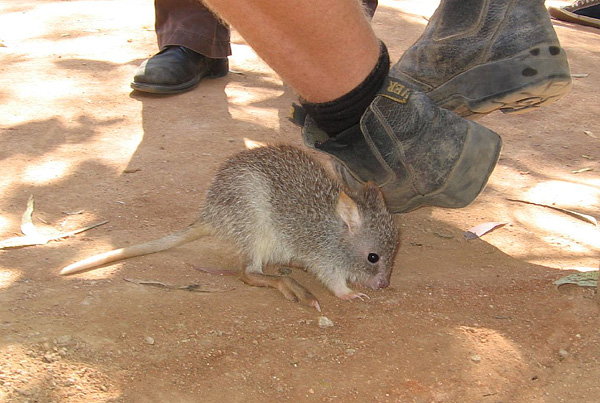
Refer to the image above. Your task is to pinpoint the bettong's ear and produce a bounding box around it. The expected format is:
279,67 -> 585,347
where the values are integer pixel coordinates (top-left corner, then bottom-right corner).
363,181 -> 387,208
336,191 -> 362,233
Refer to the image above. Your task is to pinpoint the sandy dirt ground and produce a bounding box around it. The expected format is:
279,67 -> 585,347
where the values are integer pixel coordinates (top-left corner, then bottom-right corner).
0,1 -> 598,402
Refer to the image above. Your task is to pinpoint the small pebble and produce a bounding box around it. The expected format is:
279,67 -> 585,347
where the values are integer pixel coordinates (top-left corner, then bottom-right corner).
558,349 -> 569,359
81,296 -> 94,305
57,335 -> 72,345
318,316 -> 334,328
470,355 -> 482,363
43,353 -> 58,363
145,336 -> 155,345
14,388 -> 31,397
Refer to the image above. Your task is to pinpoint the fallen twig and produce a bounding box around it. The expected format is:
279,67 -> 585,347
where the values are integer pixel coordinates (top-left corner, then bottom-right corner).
124,277 -> 231,293
506,198 -> 598,226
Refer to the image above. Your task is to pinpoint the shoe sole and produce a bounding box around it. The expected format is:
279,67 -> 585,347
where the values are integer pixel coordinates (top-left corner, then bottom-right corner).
130,68 -> 229,95
411,44 -> 573,119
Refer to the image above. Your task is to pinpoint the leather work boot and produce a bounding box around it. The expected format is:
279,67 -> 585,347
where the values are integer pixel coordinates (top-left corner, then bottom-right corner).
391,0 -> 572,119
131,46 -> 228,94
291,77 -> 502,213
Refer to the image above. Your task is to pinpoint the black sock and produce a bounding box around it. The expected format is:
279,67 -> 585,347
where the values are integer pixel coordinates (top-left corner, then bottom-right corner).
300,41 -> 390,137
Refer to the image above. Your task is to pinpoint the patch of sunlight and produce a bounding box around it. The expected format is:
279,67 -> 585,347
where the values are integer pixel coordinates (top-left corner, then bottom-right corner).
0,10 -> 47,45
451,326 -> 528,389
500,179 -> 598,270
22,159 -> 71,185
379,0 -> 439,20
230,43 -> 261,66
567,266 -> 599,273
524,180 -> 600,207
0,80 -> 83,127
17,78 -> 80,101
38,36 -> 141,65
546,1 -> 574,8
0,269 -> 20,290
457,326 -> 524,361
228,104 -> 280,130
0,343 -> 122,400
225,83 -> 282,129
520,181 -> 599,256
0,0 -> 150,44
229,43 -> 281,83
432,177 -> 599,271
0,216 -> 11,236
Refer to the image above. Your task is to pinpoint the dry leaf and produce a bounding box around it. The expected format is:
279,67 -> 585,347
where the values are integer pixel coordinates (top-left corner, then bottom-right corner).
555,271 -> 598,288
0,195 -> 108,249
464,222 -> 507,240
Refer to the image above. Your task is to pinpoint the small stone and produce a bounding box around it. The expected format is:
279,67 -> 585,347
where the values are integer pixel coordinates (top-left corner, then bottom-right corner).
14,388 -> 31,397
470,355 -> 482,363
43,353 -> 58,363
558,349 -> 569,359
318,316 -> 334,328
57,335 -> 72,345
345,348 -> 357,356
145,336 -> 155,345
81,295 -> 94,305
100,385 -> 108,392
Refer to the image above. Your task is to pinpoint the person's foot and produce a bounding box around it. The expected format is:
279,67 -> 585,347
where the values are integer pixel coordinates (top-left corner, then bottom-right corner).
293,77 -> 502,213
131,46 -> 228,94
391,0 -> 572,119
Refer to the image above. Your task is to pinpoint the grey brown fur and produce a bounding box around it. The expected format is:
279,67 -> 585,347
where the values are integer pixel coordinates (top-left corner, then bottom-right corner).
60,145 -> 399,310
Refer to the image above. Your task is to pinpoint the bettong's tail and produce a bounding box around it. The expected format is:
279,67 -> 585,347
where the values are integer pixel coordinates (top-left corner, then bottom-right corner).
59,223 -> 211,275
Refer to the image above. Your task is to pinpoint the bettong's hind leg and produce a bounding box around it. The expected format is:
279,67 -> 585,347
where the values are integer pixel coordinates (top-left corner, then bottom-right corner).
240,269 -> 321,311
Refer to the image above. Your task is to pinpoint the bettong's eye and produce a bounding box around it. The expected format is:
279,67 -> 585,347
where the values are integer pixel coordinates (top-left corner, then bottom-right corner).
367,253 -> 380,264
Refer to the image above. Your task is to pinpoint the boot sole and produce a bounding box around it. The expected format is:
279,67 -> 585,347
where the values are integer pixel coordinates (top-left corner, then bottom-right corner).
417,44 -> 572,119
385,124 -> 502,213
